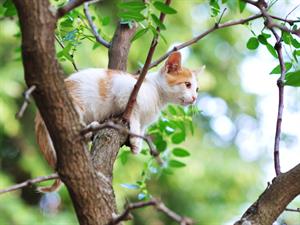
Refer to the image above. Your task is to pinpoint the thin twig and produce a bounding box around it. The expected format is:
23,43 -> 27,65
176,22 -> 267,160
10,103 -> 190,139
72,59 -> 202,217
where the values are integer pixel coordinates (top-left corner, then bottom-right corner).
15,85 -> 36,119
57,0 -> 91,18
55,35 -> 79,71
0,173 -> 58,195
216,8 -> 227,25
83,1 -> 111,48
285,208 -> 300,213
109,198 -> 194,225
81,121 -> 163,164
122,0 -> 171,120
270,15 -> 300,25
245,0 -> 300,37
245,0 -> 288,176
137,13 -> 263,73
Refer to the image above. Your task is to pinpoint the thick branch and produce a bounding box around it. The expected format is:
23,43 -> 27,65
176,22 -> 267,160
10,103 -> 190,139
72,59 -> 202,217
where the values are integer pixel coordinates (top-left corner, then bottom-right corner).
234,163 -> 300,225
123,0 -> 171,120
108,23 -> 137,71
0,173 -> 58,195
110,198 -> 194,225
13,0 -> 119,224
81,121 -> 162,163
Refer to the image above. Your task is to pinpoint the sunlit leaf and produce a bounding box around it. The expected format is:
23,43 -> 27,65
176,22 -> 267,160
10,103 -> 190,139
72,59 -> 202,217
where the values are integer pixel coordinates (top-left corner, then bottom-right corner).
266,43 -> 278,58
131,28 -> 148,42
172,147 -> 190,157
270,62 -> 292,74
153,1 -> 177,14
246,37 -> 259,50
171,132 -> 185,144
118,1 -> 146,11
169,160 -> 186,168
285,70 -> 300,86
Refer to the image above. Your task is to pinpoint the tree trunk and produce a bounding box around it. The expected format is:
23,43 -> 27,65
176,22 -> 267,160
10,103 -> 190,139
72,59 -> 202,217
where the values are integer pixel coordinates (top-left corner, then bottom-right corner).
12,0 -> 135,224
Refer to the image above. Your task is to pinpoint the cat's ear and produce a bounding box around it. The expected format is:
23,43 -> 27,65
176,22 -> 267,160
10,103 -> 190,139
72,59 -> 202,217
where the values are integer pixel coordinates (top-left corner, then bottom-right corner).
165,51 -> 182,73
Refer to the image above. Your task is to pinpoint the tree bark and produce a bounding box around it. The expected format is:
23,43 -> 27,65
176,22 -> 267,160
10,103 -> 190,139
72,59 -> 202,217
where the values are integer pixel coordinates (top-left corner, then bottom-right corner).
234,163 -> 300,225
12,1 -> 135,224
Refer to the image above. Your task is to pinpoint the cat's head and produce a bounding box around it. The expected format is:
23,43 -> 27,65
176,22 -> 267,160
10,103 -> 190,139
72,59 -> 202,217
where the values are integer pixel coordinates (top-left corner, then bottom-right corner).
159,51 -> 201,106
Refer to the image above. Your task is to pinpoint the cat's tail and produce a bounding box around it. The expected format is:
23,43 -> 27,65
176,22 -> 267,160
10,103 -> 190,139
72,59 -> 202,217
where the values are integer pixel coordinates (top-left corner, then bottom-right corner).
35,112 -> 62,192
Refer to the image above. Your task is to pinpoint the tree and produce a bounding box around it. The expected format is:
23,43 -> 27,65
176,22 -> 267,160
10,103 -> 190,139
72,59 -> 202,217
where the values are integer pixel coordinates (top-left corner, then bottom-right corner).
1,0 -> 300,224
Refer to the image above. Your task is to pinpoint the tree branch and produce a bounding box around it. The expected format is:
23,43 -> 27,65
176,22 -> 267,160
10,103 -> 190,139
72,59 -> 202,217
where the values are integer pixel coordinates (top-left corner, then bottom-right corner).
83,1 -> 111,48
0,173 -> 58,195
15,85 -> 36,119
81,121 -> 162,163
57,0 -> 90,18
122,0 -> 172,120
110,198 -> 194,225
234,163 -> 300,225
138,13 -> 263,73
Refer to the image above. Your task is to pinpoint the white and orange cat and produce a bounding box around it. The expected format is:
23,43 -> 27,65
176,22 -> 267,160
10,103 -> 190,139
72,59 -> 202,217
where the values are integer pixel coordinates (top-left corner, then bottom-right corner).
35,51 -> 200,192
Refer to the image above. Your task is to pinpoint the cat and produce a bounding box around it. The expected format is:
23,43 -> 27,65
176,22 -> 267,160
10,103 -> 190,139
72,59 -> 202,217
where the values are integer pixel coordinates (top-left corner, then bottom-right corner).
35,51 -> 201,192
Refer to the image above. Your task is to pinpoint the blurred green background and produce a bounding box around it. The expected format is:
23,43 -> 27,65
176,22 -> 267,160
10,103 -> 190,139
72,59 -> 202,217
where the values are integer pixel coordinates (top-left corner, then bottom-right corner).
0,0 -> 300,224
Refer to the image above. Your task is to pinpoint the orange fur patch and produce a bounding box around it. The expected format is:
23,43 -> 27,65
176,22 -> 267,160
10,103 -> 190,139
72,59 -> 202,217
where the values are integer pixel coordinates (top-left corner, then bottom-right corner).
99,78 -> 108,98
65,79 -> 85,111
166,67 -> 192,85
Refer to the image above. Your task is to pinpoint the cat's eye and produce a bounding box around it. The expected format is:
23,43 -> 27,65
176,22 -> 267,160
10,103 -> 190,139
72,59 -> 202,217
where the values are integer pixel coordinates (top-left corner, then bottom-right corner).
196,87 -> 199,92
185,82 -> 192,89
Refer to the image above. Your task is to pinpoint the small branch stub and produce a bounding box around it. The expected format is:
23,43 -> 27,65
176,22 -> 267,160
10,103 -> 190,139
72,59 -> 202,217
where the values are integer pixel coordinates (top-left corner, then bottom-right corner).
15,85 -> 36,119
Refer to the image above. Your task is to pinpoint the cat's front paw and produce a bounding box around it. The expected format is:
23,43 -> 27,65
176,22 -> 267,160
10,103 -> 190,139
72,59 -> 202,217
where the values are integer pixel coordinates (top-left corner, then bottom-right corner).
129,137 -> 142,154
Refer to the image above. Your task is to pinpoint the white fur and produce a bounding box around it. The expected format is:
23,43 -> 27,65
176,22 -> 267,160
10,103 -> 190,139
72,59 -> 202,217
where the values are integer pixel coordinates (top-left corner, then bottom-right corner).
67,67 -> 199,153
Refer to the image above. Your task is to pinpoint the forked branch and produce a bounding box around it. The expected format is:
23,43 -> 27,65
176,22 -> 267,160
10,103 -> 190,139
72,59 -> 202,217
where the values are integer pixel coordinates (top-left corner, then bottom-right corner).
110,198 -> 194,225
83,1 -> 111,48
81,121 -> 162,164
0,173 -> 58,195
57,0 -> 90,18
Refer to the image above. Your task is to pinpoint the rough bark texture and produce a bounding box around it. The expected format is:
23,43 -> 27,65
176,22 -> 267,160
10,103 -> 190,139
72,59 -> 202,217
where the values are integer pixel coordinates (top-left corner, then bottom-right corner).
108,23 -> 137,71
12,1 -> 134,224
234,163 -> 300,225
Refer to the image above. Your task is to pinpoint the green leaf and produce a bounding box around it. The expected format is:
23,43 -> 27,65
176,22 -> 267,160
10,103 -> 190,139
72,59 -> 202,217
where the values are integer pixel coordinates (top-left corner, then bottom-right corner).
131,28 -> 148,42
209,0 -> 220,17
257,34 -> 268,45
169,160 -> 186,168
246,37 -> 259,50
118,11 -> 145,21
172,148 -> 190,157
152,133 -> 167,152
101,16 -> 110,26
118,1 -> 146,11
239,0 -> 246,13
168,105 -> 177,115
291,38 -> 300,48
3,0 -> 17,16
285,70 -> 300,86
151,14 -> 166,30
171,132 -> 185,144
266,43 -> 278,58
153,1 -> 177,14
270,62 -> 292,74
282,31 -> 292,45
121,183 -> 140,189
